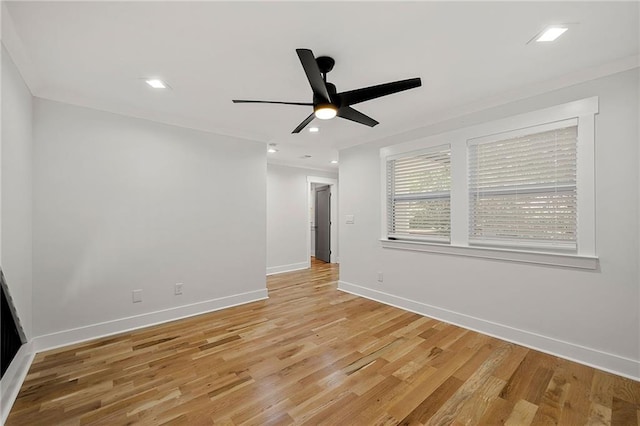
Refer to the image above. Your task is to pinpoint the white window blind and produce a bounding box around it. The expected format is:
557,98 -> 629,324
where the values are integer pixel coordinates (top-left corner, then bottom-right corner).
387,146 -> 451,242
468,125 -> 578,250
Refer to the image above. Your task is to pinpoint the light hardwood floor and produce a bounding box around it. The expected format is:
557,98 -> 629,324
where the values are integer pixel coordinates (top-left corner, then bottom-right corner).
7,258 -> 640,425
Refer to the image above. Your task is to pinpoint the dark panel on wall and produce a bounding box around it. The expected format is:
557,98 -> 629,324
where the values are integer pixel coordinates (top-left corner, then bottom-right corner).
1,270 -> 25,378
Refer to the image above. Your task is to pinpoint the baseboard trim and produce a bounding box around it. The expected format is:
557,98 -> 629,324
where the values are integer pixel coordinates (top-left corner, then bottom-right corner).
338,280 -> 640,381
1,341 -> 35,424
266,262 -> 309,276
32,289 -> 268,353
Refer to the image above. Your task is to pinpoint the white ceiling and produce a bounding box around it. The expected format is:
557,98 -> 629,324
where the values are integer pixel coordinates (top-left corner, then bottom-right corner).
4,1 -> 639,171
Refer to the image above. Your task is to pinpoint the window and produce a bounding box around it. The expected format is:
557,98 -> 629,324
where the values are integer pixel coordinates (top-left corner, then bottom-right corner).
468,122 -> 577,251
387,146 -> 451,242
381,97 -> 598,269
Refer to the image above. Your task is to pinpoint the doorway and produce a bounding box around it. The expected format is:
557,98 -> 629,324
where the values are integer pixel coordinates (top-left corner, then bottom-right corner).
315,185 -> 331,263
307,176 -> 338,266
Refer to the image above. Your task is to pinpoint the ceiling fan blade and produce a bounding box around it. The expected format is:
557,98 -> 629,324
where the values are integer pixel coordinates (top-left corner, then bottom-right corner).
292,112 -> 316,134
296,49 -> 331,103
232,100 -> 313,106
337,106 -> 379,127
338,77 -> 422,106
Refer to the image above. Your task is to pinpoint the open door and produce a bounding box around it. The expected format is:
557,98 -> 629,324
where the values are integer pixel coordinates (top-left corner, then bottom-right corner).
315,185 -> 331,263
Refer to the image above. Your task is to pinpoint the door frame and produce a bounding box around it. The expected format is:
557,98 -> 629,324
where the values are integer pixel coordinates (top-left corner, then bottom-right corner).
307,176 -> 338,266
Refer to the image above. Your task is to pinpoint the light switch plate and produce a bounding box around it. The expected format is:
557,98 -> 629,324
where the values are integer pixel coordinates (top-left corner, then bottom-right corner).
346,215 -> 355,224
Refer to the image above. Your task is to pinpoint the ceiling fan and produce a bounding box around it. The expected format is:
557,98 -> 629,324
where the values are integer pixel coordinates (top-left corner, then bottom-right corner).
233,49 -> 422,133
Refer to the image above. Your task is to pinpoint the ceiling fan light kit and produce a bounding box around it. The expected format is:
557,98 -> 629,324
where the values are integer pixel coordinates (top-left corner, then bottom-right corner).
314,104 -> 338,120
233,48 -> 422,133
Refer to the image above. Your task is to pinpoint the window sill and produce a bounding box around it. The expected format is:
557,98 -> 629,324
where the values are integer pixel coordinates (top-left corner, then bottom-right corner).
380,239 -> 598,270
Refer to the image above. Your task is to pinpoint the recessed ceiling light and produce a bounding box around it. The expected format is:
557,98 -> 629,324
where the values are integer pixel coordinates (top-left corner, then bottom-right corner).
535,26 -> 568,42
331,160 -> 338,164
309,127 -> 320,133
267,143 -> 278,153
145,79 -> 167,89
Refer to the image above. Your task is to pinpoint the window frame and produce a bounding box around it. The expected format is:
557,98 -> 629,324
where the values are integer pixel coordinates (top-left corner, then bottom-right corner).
467,119 -> 578,251
380,97 -> 598,269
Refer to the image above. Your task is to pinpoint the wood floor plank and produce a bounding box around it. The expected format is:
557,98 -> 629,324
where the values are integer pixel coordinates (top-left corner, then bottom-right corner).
588,401 -> 613,425
558,361 -> 594,425
453,375 -> 506,424
398,376 -> 464,425
6,258 -> 640,425
505,398 -> 539,425
530,368 -> 571,424
425,343 -> 511,425
611,396 -> 639,426
476,396 -> 514,425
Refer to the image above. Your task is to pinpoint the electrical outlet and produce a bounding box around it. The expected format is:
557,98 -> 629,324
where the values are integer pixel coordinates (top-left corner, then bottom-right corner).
377,272 -> 384,283
175,283 -> 183,295
132,289 -> 142,303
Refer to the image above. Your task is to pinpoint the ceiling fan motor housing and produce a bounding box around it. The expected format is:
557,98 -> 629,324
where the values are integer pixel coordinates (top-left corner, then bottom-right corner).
316,56 -> 335,74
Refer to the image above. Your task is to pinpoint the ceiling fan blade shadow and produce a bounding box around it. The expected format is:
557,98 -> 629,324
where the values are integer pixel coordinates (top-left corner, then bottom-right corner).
337,107 -> 379,127
232,100 -> 313,106
296,49 -> 331,103
292,112 -> 316,133
338,78 -> 421,106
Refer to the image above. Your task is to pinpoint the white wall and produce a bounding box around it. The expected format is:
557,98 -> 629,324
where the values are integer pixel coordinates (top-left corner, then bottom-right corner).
32,99 -> 267,344
1,47 -> 33,339
339,68 -> 640,379
267,164 -> 336,274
